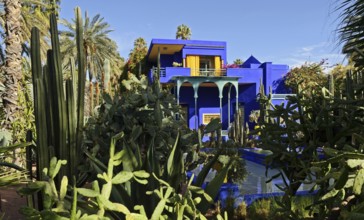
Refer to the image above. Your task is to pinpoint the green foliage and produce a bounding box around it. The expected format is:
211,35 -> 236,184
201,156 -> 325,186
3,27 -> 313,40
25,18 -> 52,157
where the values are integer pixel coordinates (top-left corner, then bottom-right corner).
60,11 -> 123,81
337,0 -> 364,68
0,169 -> 28,187
60,10 -> 124,116
30,8 -> 85,187
257,65 -> 364,218
103,58 -> 111,93
28,7 -> 233,218
0,129 -> 12,147
225,152 -> 247,184
81,69 -> 236,217
0,0 -> 55,58
176,24 -> 192,40
248,199 -> 276,220
84,73 -> 190,171
236,200 -> 247,219
11,58 -> 35,146
19,133 -> 149,219
223,198 -> 247,219
124,37 -> 148,78
19,131 -> 225,219
233,58 -> 243,65
0,140 -> 32,187
247,196 -> 314,220
285,61 -> 327,94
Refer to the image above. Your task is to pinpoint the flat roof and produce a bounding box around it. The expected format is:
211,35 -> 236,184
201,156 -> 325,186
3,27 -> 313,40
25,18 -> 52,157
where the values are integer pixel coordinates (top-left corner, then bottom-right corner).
147,39 -> 226,61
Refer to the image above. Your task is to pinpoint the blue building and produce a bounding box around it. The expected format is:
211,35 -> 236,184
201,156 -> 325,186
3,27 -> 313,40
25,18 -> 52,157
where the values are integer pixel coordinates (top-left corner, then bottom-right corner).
147,39 -> 290,136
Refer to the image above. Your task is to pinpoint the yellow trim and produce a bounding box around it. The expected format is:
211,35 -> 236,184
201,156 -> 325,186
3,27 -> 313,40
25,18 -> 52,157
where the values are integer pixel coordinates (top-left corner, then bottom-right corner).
203,113 -> 220,125
186,56 -> 194,76
214,56 -> 221,76
195,56 -> 200,76
186,55 -> 200,76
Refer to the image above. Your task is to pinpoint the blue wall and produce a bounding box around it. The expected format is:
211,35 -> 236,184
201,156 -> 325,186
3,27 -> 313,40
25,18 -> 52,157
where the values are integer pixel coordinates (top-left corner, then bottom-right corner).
176,83 -> 259,131
271,65 -> 290,94
173,64 -> 289,131
237,84 -> 259,129
147,38 -> 291,134
182,47 -> 226,62
261,63 -> 289,94
160,54 -> 174,67
159,52 -> 183,67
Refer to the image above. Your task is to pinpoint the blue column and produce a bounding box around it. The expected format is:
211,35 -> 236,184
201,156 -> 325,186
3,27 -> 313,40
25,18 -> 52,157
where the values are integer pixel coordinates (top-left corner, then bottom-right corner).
193,82 -> 200,130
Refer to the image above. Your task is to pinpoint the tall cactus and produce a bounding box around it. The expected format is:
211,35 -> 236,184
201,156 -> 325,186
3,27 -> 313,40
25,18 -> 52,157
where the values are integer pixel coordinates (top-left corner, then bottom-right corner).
49,12 -> 68,178
31,28 -> 49,182
31,7 -> 85,187
75,7 -> 86,161
328,73 -> 334,97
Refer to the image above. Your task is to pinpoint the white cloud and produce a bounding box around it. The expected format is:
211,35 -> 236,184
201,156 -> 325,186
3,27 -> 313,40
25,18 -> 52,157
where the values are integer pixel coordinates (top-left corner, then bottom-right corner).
300,42 -> 328,54
280,42 -> 346,69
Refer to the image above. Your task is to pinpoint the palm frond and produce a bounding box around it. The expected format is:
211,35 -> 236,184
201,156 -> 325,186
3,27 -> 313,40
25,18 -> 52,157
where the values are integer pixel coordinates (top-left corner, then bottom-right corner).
338,0 -> 364,67
0,170 -> 28,187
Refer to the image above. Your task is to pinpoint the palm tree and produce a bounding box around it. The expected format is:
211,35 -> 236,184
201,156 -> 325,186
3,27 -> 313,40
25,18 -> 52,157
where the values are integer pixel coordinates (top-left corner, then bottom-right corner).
176,24 -> 191,40
17,1 -> 55,57
0,0 -> 55,131
337,0 -> 364,68
60,12 -> 122,115
233,58 -> 243,65
127,37 -> 147,78
1,0 -> 22,130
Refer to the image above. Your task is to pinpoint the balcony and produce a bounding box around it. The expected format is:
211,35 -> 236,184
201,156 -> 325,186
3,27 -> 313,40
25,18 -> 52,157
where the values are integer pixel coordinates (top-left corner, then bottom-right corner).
148,67 -> 266,85
198,69 -> 227,77
150,67 -> 228,83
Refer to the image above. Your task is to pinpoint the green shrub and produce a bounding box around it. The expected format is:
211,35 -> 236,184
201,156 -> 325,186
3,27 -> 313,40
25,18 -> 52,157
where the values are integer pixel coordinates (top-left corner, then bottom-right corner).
246,196 -> 314,220
19,131 -> 229,219
28,6 -> 237,219
223,198 -> 247,220
257,64 -> 364,218
248,199 -> 271,220
291,196 -> 316,218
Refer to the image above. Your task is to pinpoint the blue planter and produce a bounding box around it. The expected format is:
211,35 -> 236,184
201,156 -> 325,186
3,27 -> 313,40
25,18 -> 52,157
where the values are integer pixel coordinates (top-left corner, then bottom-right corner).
218,183 -> 240,208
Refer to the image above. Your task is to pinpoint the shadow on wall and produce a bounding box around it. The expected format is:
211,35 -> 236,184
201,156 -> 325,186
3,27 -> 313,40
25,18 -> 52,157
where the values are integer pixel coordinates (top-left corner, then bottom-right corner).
272,77 -> 291,94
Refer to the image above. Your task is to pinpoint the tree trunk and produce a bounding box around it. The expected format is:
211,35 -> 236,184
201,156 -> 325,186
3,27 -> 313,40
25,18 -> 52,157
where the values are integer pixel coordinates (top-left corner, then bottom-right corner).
95,81 -> 99,107
2,0 -> 22,131
89,81 -> 93,116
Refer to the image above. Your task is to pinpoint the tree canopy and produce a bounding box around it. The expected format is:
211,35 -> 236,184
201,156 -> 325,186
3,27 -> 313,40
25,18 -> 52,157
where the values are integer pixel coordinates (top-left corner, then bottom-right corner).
60,11 -> 123,81
176,24 -> 191,40
338,0 -> 364,68
124,37 -> 147,79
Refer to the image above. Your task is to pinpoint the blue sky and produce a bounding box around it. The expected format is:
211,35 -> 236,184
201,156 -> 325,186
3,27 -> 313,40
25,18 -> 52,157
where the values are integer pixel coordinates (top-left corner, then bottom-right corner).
60,0 -> 345,69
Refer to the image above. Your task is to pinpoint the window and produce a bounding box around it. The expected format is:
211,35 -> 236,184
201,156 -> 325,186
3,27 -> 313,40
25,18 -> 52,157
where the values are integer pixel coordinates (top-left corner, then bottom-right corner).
199,56 -> 214,70
203,113 -> 220,125
200,59 -> 211,70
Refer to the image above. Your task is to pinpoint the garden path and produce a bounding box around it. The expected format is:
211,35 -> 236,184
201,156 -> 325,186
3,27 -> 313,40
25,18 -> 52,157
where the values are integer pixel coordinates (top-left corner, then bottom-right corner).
0,185 -> 27,220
